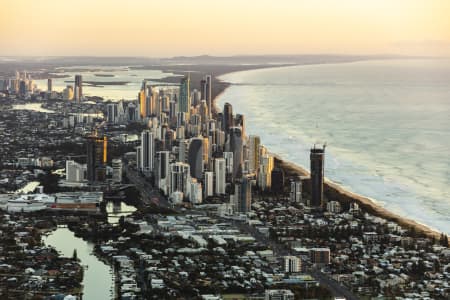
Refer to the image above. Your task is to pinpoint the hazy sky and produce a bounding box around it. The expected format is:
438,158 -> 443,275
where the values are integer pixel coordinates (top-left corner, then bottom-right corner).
1,0 -> 450,57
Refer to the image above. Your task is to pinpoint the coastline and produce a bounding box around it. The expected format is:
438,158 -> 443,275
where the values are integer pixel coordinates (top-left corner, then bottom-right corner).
277,157 -> 442,241
212,66 -> 444,242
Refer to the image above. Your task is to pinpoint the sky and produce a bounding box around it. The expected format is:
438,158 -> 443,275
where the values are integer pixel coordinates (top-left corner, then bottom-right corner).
1,0 -> 450,57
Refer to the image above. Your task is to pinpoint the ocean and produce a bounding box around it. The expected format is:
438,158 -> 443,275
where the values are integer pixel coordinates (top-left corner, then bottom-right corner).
216,59 -> 450,235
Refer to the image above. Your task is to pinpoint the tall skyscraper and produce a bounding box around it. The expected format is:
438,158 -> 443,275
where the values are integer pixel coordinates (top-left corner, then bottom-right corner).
214,158 -> 226,195
86,136 -> 107,182
169,162 -> 190,197
223,102 -> 233,134
179,75 -> 190,117
248,135 -> 261,173
237,175 -> 252,213
139,81 -> 147,119
310,145 -> 325,207
140,130 -> 155,175
202,75 -> 212,118
229,127 -> 243,179
204,171 -> 214,198
188,137 -> 203,180
47,78 -> 52,92
74,75 -> 82,102
156,151 -> 170,195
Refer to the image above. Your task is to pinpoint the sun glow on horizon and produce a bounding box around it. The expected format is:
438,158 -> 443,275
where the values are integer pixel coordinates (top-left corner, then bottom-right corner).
1,0 -> 450,57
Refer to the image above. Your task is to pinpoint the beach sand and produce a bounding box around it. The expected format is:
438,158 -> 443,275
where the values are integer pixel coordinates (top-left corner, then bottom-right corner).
277,156 -> 442,241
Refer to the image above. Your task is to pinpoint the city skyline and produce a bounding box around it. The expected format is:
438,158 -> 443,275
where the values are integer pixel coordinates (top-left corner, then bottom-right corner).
1,0 -> 450,57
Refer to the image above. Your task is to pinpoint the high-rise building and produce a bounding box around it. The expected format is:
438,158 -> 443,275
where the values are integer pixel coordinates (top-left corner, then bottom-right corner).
86,136 -> 107,182
156,151 -> 170,195
204,171 -> 213,198
310,248 -> 330,265
235,175 -> 252,213
106,103 -> 119,124
248,135 -> 261,173
290,178 -> 302,203
138,89 -> 146,119
140,130 -> 155,175
169,162 -> 190,197
188,137 -> 203,180
65,160 -> 87,183
271,168 -> 284,193
223,152 -> 234,176
74,75 -> 82,102
47,78 -> 52,92
179,75 -> 190,116
310,145 -> 325,207
229,127 -> 243,179
223,102 -> 233,134
202,75 -> 212,118
214,158 -> 226,195
258,154 -> 274,190
284,256 -> 301,273
112,159 -> 123,183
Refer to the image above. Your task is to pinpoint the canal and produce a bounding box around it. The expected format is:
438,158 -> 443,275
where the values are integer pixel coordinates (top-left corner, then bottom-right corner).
42,201 -> 136,299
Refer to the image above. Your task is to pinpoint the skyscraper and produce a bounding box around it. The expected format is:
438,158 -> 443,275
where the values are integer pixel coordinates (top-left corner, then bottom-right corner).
248,135 -> 261,173
139,81 -> 147,119
204,171 -> 214,198
156,151 -> 170,195
214,158 -> 226,195
229,127 -> 243,179
47,78 -> 52,92
223,102 -> 233,134
179,75 -> 190,117
74,75 -> 82,102
237,175 -> 252,213
140,130 -> 155,175
169,162 -> 190,197
310,145 -> 325,207
202,75 -> 212,118
188,137 -> 203,180
86,136 -> 107,182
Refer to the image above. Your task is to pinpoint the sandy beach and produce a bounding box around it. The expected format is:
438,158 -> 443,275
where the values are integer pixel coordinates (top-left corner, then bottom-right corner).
277,156 -> 442,241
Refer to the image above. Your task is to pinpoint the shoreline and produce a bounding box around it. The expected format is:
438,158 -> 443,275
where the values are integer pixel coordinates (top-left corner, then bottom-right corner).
276,157 -> 442,241
212,67 -> 444,242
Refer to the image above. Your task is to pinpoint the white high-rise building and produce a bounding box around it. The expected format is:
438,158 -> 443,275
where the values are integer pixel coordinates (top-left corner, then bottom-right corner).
111,159 -> 123,183
204,171 -> 213,198
140,130 -> 155,175
258,154 -> 274,190
284,256 -> 301,273
290,179 -> 302,203
65,160 -> 87,182
214,158 -> 226,195
189,178 -> 203,204
223,152 -> 233,175
169,162 -> 190,198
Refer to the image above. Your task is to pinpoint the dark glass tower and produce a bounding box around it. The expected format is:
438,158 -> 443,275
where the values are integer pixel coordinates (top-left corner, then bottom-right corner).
223,102 -> 233,134
310,145 -> 325,207
229,127 -> 243,179
188,137 -> 204,180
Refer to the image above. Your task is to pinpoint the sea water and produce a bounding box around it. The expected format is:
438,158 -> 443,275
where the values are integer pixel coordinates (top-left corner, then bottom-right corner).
217,59 -> 450,234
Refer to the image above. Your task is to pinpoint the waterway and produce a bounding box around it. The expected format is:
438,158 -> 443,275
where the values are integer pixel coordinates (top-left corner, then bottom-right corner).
42,201 -> 136,299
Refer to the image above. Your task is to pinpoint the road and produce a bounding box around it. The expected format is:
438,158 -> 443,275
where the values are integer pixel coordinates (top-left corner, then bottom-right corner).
125,164 -> 358,299
123,165 -> 170,208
